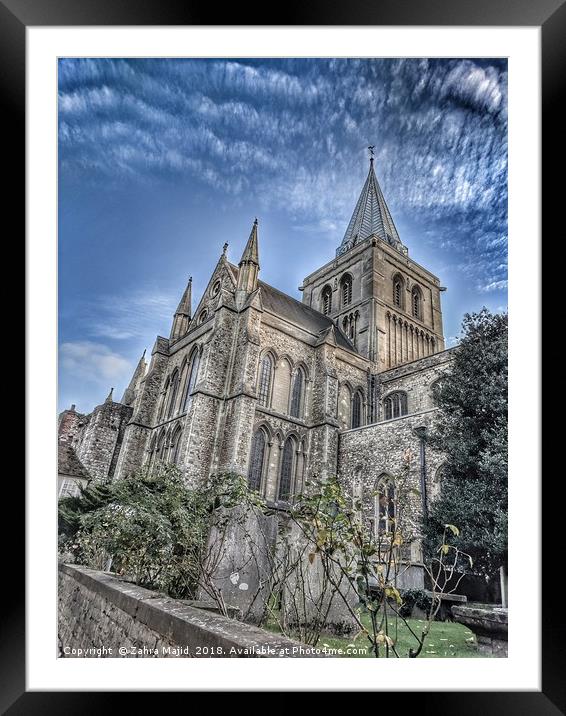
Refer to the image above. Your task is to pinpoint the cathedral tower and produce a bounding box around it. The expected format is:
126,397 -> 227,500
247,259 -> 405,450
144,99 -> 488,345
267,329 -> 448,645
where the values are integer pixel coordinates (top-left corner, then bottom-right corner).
300,153 -> 445,371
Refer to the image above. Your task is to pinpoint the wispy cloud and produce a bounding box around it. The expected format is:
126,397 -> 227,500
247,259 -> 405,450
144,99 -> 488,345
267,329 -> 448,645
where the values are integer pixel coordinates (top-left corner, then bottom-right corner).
59,58 -> 507,293
58,58 -> 507,411
84,290 -> 176,341
60,341 -> 133,384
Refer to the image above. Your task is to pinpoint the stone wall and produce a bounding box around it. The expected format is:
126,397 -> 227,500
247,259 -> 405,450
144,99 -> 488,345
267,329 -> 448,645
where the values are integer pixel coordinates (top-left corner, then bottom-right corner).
338,410 -> 446,534
378,348 -> 454,418
58,563 -> 324,658
74,401 -> 133,482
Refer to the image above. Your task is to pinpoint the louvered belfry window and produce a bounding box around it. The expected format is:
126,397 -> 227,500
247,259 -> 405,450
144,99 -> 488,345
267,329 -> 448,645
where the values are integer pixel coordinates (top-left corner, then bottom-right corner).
322,286 -> 332,315
342,275 -> 353,306
394,279 -> 402,307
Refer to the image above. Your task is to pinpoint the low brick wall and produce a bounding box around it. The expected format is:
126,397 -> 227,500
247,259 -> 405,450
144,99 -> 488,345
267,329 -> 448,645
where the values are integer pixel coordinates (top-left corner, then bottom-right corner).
58,563 -> 323,658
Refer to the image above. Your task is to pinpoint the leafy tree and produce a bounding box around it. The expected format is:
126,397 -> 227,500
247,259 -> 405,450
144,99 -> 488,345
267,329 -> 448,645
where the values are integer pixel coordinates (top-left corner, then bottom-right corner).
425,308 -> 508,581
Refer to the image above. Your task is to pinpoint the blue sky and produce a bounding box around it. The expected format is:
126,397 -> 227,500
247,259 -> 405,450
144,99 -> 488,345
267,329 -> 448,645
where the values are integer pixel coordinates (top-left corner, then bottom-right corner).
58,57 -> 508,414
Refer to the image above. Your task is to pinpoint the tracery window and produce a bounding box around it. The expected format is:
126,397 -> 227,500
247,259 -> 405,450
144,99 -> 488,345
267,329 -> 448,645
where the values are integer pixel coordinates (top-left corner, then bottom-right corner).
383,391 -> 408,420
375,475 -> 396,535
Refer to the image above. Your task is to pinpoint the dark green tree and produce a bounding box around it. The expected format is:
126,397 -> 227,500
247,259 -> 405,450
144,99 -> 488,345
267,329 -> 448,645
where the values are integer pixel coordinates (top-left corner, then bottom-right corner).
425,308 -> 508,581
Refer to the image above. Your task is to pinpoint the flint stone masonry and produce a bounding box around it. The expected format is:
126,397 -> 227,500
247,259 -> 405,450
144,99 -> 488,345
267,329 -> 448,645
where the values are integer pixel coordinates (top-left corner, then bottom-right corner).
58,563 -> 324,658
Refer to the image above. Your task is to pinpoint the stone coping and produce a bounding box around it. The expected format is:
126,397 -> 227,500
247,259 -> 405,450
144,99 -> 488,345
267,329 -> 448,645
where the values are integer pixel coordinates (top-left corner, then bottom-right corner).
60,563 -> 324,658
451,604 -> 508,638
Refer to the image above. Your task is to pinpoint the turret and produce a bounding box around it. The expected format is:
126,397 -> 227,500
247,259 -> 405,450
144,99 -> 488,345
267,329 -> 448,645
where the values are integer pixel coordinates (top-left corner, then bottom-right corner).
235,219 -> 260,309
121,349 -> 147,406
170,276 -> 192,341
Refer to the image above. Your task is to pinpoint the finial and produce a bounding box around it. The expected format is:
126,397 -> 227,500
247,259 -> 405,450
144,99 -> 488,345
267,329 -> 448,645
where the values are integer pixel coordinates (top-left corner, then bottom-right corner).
105,387 -> 114,403
254,217 -> 258,225
222,242 -> 228,256
368,145 -> 375,162
189,275 -> 192,284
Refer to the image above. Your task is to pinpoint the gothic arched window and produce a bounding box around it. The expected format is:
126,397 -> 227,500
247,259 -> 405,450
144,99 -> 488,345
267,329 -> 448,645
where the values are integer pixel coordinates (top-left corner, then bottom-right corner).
289,368 -> 305,419
321,285 -> 333,316
147,434 -> 157,468
278,436 -> 296,502
156,430 -> 167,463
383,391 -> 408,420
247,428 -> 267,493
351,390 -> 363,429
182,348 -> 200,412
341,274 -> 353,307
167,369 -> 180,418
170,426 -> 183,464
257,354 -> 273,407
393,275 -> 404,308
412,286 -> 422,319
157,377 -> 169,422
375,474 -> 396,535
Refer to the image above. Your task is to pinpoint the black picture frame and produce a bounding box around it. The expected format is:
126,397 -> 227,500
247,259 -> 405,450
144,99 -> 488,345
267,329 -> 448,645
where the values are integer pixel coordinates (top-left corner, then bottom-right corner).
8,0 -> 561,708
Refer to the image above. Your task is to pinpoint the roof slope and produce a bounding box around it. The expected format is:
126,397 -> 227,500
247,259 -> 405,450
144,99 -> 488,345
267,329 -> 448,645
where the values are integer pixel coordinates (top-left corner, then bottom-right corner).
258,280 -> 356,352
227,261 -> 356,351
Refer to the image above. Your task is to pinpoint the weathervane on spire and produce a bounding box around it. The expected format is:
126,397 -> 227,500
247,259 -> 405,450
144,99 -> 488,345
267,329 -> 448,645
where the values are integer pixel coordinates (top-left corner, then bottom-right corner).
368,145 -> 375,161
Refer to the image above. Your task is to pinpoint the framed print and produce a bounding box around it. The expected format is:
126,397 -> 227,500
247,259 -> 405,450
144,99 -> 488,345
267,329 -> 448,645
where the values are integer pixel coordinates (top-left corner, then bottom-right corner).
6,0 -> 561,707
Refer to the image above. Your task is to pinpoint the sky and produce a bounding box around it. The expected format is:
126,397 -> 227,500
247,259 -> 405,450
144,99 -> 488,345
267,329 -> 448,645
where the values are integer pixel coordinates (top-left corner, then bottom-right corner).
58,57 -> 508,414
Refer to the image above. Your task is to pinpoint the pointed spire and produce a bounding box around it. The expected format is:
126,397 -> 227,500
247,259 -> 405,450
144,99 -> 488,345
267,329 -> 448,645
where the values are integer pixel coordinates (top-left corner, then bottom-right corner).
170,276 -> 192,341
236,219 -> 260,307
121,350 -> 148,406
239,218 -> 259,266
176,276 -> 192,316
105,387 -> 114,404
337,153 -> 406,257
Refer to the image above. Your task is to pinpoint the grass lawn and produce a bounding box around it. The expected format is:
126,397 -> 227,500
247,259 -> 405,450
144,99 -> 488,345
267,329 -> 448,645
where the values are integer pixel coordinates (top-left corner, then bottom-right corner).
265,611 -> 482,658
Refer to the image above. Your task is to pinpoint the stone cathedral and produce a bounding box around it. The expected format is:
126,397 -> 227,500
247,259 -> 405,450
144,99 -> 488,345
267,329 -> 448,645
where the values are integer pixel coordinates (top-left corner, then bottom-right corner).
59,157 -> 455,588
